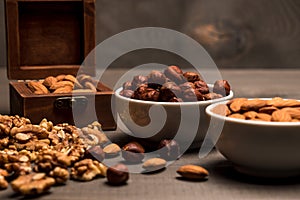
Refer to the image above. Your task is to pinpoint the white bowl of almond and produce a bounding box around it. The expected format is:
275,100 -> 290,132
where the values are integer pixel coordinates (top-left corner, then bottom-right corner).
206,97 -> 300,178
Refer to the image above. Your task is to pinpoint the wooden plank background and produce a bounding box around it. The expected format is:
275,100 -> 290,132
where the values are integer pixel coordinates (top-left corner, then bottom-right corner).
0,0 -> 300,68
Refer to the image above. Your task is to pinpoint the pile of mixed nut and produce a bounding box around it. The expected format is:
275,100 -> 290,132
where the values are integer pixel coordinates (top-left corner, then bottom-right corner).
0,114 -> 209,196
215,97 -> 300,122
120,65 -> 231,102
27,74 -> 99,94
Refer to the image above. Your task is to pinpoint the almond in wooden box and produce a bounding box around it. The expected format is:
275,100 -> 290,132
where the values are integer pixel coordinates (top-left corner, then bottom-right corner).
5,0 -> 116,129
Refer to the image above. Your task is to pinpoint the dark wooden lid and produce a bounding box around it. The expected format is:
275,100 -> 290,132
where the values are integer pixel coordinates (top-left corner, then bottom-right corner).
5,0 -> 95,80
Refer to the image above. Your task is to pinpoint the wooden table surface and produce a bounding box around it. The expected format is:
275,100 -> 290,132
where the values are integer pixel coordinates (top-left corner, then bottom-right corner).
1,68 -> 300,200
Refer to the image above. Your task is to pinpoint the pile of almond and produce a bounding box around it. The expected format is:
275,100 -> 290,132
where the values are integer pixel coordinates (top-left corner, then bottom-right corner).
218,97 -> 300,122
27,74 -> 99,94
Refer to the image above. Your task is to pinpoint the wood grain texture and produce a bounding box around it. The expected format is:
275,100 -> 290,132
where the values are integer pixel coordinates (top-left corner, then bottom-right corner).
5,0 -> 96,80
182,0 -> 300,67
2,0 -> 300,69
94,0 -> 300,68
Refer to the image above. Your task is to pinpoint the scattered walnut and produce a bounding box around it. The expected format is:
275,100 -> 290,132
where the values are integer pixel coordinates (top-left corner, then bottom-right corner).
5,161 -> 32,176
71,159 -> 106,181
49,166 -> 69,184
11,173 -> 55,195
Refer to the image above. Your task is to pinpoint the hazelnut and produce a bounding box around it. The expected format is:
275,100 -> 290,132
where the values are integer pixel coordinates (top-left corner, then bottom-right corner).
120,89 -> 134,98
179,82 -> 195,91
164,66 -> 186,84
132,84 -> 148,99
122,142 -> 145,163
122,81 -> 133,90
148,70 -> 167,84
85,145 -> 105,162
213,80 -> 231,96
147,83 -> 162,90
106,164 -> 129,185
183,72 -> 200,82
194,80 -> 209,94
203,92 -> 223,100
131,75 -> 148,89
182,88 -> 204,102
169,97 -> 183,102
159,82 -> 181,102
158,139 -> 180,160
139,88 -> 160,101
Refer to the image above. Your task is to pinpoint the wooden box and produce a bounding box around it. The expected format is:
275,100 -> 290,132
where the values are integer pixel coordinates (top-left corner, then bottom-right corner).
6,0 -> 116,129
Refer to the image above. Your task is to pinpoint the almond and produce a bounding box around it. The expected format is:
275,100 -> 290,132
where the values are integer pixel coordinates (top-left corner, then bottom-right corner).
72,89 -> 95,93
281,107 -> 300,119
291,119 -> 300,122
77,74 -> 94,84
56,74 -> 66,81
228,98 -> 247,112
64,74 -> 83,89
228,113 -> 246,120
142,158 -> 167,172
177,165 -> 209,180
43,76 -> 57,88
211,104 -> 231,116
268,98 -> 300,108
84,82 -> 97,92
241,99 -> 267,111
258,106 -> 278,114
53,86 -> 73,94
243,111 -> 257,119
50,81 -> 74,90
256,113 -> 272,121
27,81 -> 49,94
271,110 -> 292,122
103,143 -> 121,156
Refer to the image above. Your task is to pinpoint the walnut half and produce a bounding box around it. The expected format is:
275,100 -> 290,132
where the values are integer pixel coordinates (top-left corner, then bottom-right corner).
11,173 -> 55,195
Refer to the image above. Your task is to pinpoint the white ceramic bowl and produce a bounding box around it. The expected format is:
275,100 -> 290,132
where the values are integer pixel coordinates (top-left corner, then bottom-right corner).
206,99 -> 300,178
114,87 -> 233,148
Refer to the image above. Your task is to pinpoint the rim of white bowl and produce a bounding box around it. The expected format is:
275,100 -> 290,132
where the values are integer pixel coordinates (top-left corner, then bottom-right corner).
206,99 -> 300,126
114,86 -> 234,106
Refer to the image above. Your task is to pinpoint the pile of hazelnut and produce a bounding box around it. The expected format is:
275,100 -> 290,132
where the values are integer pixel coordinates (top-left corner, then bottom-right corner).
120,65 -> 231,102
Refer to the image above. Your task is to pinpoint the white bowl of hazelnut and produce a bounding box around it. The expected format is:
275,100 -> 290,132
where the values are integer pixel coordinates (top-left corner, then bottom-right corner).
113,66 -> 233,148
206,97 -> 300,177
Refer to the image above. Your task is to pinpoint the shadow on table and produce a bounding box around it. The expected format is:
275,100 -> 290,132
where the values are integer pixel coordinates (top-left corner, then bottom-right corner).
211,160 -> 300,185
